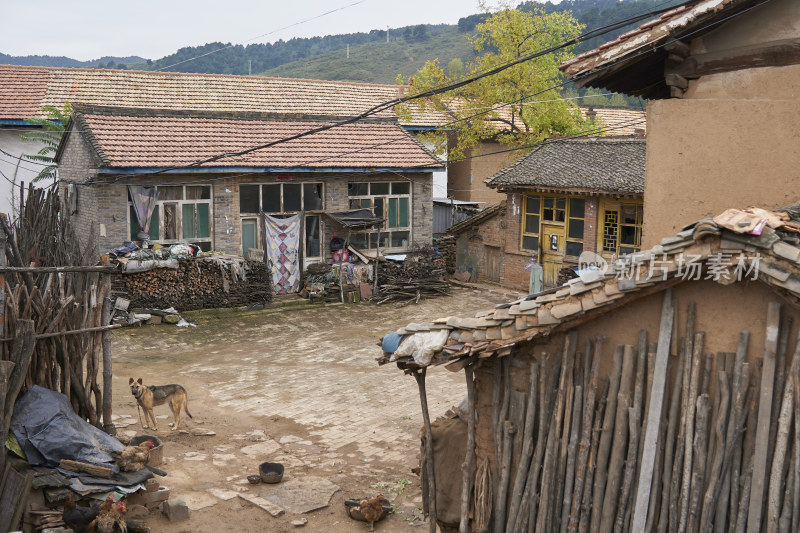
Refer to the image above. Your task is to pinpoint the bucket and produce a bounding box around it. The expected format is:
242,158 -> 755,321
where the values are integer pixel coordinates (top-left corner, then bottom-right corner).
129,435 -> 164,466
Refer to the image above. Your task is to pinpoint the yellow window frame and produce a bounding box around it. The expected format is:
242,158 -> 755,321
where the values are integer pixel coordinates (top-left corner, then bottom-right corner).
520,193 -> 585,257
597,198 -> 644,258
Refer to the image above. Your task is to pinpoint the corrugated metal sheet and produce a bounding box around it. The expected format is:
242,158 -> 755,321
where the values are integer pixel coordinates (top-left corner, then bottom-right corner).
434,203 -> 480,234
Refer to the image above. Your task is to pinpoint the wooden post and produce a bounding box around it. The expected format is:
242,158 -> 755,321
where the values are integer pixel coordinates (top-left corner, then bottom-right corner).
101,273 -> 114,435
0,320 -> 35,476
506,360 -> 539,530
747,302 -> 781,533
632,288 -> 674,532
414,368 -> 438,533
460,364 -> 477,533
590,345 -> 624,533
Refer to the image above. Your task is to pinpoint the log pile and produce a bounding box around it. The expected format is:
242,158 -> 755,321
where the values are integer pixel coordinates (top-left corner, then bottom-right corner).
113,258 -> 272,311
1,185 -> 113,476
371,247 -> 450,305
477,294 -> 800,533
434,235 -> 457,275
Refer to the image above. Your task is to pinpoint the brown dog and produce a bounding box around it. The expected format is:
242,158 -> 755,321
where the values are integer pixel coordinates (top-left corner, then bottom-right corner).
129,377 -> 193,431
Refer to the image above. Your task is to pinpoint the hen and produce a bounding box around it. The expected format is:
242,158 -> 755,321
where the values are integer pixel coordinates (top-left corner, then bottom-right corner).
96,495 -> 127,533
62,494 -> 99,533
112,439 -> 155,472
358,494 -> 388,532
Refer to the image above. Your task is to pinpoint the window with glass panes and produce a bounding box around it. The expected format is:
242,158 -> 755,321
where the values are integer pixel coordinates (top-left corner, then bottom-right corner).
128,185 -> 212,250
239,182 -> 324,258
599,200 -> 643,257
347,181 -> 411,249
521,194 -> 585,257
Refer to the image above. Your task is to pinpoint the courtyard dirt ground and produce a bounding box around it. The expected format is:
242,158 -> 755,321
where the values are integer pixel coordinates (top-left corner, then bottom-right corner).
108,285 -> 519,532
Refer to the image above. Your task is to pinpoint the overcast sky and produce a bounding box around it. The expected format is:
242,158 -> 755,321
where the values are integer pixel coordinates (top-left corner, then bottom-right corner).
2,0 -> 495,61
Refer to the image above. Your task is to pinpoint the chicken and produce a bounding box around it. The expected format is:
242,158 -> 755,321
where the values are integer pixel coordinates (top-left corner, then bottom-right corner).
357,494 -> 388,532
62,494 -> 100,533
111,439 -> 154,472
96,495 -> 127,533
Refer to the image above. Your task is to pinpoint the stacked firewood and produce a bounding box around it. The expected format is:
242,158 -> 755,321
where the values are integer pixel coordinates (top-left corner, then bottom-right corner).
434,235 -> 457,275
114,259 -> 272,311
486,299 -> 800,533
1,185 -> 112,449
371,247 -> 449,305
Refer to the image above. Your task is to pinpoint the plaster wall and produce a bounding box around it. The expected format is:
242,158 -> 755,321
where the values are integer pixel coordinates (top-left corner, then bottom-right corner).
0,128 -> 47,217
447,138 -> 515,204
692,0 -> 800,55
642,94 -> 800,247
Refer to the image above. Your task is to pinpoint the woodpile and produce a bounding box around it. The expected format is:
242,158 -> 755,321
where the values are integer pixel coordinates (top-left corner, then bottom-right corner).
434,235 -> 457,275
464,292 -> 800,533
371,251 -> 450,305
1,185 -> 114,476
113,259 -> 272,311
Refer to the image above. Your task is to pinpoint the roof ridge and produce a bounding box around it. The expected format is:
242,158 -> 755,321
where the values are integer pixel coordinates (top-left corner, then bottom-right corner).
0,63 -> 408,89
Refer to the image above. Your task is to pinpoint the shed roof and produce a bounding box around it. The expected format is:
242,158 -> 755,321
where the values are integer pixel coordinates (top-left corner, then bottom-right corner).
559,0 -> 761,98
60,106 -> 443,172
447,203 -> 506,235
484,136 -> 646,195
380,205 -> 800,369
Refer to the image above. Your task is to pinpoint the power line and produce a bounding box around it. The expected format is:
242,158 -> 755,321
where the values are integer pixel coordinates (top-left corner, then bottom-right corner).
94,2 -> 688,184
155,0 -> 370,72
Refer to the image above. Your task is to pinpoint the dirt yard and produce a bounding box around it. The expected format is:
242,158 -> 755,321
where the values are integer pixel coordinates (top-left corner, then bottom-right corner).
108,286 -> 518,532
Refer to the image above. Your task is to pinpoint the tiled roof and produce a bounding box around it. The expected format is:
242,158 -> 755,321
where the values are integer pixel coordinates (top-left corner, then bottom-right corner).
447,202 -> 506,235
0,65 -> 647,133
66,106 -> 443,170
484,136 -> 646,195
379,205 -> 800,368
0,64 -> 440,126
582,107 -> 646,136
559,0 -> 756,98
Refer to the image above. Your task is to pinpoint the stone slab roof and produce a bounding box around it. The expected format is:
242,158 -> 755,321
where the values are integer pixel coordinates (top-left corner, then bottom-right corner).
63,106 -> 443,170
484,136 -> 645,195
380,205 -> 800,369
559,0 -> 757,98
0,64 -> 446,127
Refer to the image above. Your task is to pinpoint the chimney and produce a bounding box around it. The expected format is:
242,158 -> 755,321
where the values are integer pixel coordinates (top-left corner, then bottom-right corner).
586,106 -> 597,121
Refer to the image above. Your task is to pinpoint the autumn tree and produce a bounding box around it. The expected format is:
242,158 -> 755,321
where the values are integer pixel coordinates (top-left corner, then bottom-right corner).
399,3 -> 591,159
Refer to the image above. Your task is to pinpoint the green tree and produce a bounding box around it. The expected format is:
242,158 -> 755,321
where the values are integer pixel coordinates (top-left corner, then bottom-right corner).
20,103 -> 71,182
399,3 -> 588,158
447,57 -> 464,79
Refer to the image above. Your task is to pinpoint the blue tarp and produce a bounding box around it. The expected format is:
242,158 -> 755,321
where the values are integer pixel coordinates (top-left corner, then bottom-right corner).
11,385 -> 124,468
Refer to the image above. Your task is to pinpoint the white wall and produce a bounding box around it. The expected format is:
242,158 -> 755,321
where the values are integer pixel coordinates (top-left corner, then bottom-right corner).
0,128 -> 51,217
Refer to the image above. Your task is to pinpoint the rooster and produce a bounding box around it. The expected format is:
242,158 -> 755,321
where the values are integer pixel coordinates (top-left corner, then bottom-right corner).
111,439 -> 155,472
96,495 -> 127,533
357,494 -> 388,532
62,494 -> 100,533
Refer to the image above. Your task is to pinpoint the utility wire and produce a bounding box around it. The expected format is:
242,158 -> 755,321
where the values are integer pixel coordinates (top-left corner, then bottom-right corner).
92,1 -> 690,184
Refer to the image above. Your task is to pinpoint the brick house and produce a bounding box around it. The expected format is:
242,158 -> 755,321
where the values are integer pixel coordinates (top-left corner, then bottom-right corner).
54,105 -> 443,268
0,64 -> 447,218
446,106 -> 647,205
449,136 -> 645,289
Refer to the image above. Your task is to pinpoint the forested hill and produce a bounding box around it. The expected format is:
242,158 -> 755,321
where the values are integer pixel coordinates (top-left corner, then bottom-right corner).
0,53 -> 145,69
1,0 -> 681,80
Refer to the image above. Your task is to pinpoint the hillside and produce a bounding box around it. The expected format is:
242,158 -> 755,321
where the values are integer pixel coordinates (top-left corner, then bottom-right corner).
0,52 -> 145,68
261,26 -> 476,84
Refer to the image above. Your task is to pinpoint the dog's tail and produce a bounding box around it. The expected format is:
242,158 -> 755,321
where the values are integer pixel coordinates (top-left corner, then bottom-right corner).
184,396 -> 193,419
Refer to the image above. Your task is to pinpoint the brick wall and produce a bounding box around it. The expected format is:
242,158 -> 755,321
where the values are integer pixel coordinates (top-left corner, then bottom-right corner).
58,129 -> 435,260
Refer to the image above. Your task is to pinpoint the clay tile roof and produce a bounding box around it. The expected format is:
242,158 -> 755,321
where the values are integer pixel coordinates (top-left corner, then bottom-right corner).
379,204 -> 800,369
559,0 -> 759,99
484,136 -> 646,195
67,106 -> 443,170
0,64 -> 445,127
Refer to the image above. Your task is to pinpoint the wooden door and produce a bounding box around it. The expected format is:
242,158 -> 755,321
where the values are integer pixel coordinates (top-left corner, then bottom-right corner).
485,246 -> 500,283
541,222 -> 565,286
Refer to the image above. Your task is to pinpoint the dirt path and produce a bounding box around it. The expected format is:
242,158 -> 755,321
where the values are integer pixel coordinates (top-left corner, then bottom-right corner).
109,286 -> 517,532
